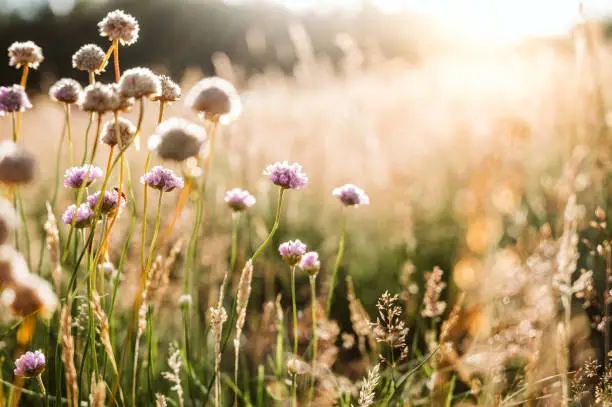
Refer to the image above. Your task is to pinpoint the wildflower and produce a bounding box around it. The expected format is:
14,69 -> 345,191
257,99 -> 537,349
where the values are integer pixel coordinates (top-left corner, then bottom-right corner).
49,78 -> 82,105
279,240 -> 307,266
263,161 -> 308,190
87,188 -> 126,214
287,358 -> 309,375
148,118 -> 206,161
373,291 -> 409,365
72,44 -> 107,73
357,363 -> 381,407
14,350 -> 46,377
422,266 -> 446,318
0,141 -> 36,185
178,294 -> 192,308
141,166 -> 184,192
2,273 -> 58,318
0,245 -> 28,288
0,85 -> 32,114
185,77 -> 242,123
224,188 -> 256,212
8,41 -> 43,69
98,9 -> 139,46
80,83 -> 114,113
0,198 -> 18,245
299,251 -> 320,276
61,204 -> 94,228
101,117 -> 136,147
332,184 -> 370,207
152,75 -> 181,103
162,344 -> 184,407
63,164 -> 103,189
118,67 -> 161,99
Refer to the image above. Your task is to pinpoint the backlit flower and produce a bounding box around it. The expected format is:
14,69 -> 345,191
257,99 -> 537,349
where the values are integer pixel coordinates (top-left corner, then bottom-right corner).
152,75 -> 181,103
118,67 -> 160,99
79,83 -> 114,113
63,165 -> 103,189
0,245 -> 28,288
98,9 -> 139,46
49,78 -> 82,104
148,117 -> 206,161
101,117 -> 135,147
185,77 -> 241,124
61,204 -> 94,228
87,188 -> 126,214
299,252 -> 320,276
8,41 -> 43,69
263,161 -> 308,190
0,85 -> 32,114
0,141 -> 36,185
224,188 -> 256,212
14,350 -> 46,377
279,240 -> 307,266
140,166 -> 184,192
332,184 -> 370,207
0,199 -> 17,246
72,44 -> 107,73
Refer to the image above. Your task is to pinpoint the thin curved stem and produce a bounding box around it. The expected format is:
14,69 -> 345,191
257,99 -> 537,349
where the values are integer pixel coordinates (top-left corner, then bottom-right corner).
251,187 -> 285,263
65,104 -> 74,165
145,191 -> 164,277
141,153 -> 152,271
308,275 -> 317,405
291,265 -> 298,355
326,211 -> 346,318
112,39 -> 120,82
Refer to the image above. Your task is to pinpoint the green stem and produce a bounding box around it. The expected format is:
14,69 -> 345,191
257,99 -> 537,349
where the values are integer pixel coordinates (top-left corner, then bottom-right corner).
81,112 -> 94,165
65,103 -> 74,165
308,275 -> 317,405
326,211 -> 346,317
35,375 -> 48,407
291,265 -> 298,356
291,373 -> 297,407
251,187 -> 285,263
144,191 -> 164,276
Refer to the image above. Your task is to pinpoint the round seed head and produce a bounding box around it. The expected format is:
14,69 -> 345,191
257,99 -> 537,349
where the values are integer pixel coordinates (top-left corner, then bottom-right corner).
8,41 -> 43,69
299,251 -> 320,276
263,161 -> 308,190
108,83 -> 134,112
148,117 -> 206,161
332,184 -> 370,207
49,78 -> 82,104
185,77 -> 241,124
0,141 -> 36,185
2,273 -> 58,319
224,188 -> 256,212
0,199 -> 18,246
0,245 -> 28,289
79,83 -> 114,113
101,117 -> 136,147
14,350 -> 46,378
72,44 -> 107,73
98,9 -> 139,46
152,75 -> 181,103
287,358 -> 309,376
0,85 -> 32,114
118,67 -> 161,99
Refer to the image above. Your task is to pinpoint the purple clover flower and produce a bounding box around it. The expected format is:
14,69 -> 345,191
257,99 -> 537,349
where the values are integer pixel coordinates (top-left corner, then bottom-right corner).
263,161 -> 308,190
140,165 -> 184,192
14,350 -> 46,378
87,188 -> 126,214
0,85 -> 32,115
61,204 -> 94,228
224,188 -> 256,212
332,184 -> 370,207
279,239 -> 307,266
63,165 -> 103,189
299,251 -> 320,276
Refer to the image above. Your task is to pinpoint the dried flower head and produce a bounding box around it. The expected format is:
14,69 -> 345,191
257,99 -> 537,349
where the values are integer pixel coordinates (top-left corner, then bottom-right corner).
64,165 -> 103,189
80,83 -> 114,113
0,141 -> 36,185
61,204 -> 94,228
72,44 -> 107,73
49,78 -> 82,105
373,291 -> 409,366
118,67 -> 161,99
148,118 -> 206,161
141,166 -> 184,192
263,161 -> 308,190
224,188 -> 256,212
287,358 -> 309,375
152,75 -> 181,103
2,273 -> 58,318
279,240 -> 307,266
178,294 -> 192,308
332,184 -> 370,207
357,363 -> 381,407
98,9 -> 139,46
422,267 -> 447,318
101,117 -> 136,147
162,344 -> 184,407
14,350 -> 45,377
0,85 -> 32,114
87,188 -> 126,214
185,77 -> 242,123
8,41 -> 43,69
0,198 -> 18,245
0,245 -> 28,288
299,251 -> 320,276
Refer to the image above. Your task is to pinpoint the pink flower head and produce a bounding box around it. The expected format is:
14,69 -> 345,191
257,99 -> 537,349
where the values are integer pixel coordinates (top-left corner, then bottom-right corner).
14,350 -> 45,377
0,85 -> 32,114
87,188 -> 126,214
224,188 -> 256,212
61,204 -> 94,228
279,239 -> 307,266
332,184 -> 370,207
140,165 -> 184,192
63,165 -> 103,189
263,161 -> 308,190
299,251 -> 320,276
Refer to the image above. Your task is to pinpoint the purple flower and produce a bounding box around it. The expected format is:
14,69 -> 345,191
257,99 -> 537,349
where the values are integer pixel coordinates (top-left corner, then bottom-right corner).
0,85 -> 32,114
63,165 -> 103,189
14,350 -> 46,378
140,165 -> 184,192
224,188 -> 256,212
87,188 -> 126,214
263,161 -> 308,190
61,204 -> 94,228
279,239 -> 307,266
332,184 -> 370,207
299,251 -> 320,275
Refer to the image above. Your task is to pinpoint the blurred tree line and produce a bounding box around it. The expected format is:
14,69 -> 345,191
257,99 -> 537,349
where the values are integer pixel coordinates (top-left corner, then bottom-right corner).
0,0 -> 611,92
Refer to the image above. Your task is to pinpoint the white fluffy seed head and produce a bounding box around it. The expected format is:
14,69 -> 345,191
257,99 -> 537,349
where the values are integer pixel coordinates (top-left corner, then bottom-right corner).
80,83 -> 114,113
148,117 -> 206,162
101,117 -> 136,147
49,78 -> 83,105
153,75 -> 181,103
118,67 -> 161,99
72,44 -> 107,73
185,77 -> 242,124
8,41 -> 44,69
98,9 -> 139,46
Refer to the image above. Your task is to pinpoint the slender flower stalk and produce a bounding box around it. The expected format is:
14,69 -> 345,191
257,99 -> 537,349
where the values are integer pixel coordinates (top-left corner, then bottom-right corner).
326,211 -> 346,317
251,188 -> 285,262
300,251 -> 320,405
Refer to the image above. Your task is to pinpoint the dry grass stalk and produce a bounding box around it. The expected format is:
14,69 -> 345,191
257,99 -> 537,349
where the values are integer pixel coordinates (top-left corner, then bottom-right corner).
91,291 -> 118,374
155,393 -> 167,407
233,260 -> 253,406
43,202 -> 61,297
162,344 -> 184,407
60,303 -> 78,407
210,305 -> 227,407
346,276 -> 375,357
89,374 -> 106,407
357,363 -> 380,407
154,239 -> 183,312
